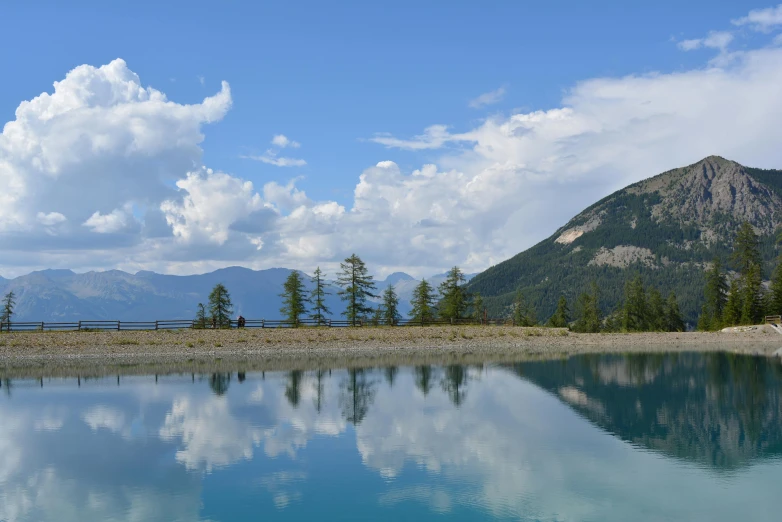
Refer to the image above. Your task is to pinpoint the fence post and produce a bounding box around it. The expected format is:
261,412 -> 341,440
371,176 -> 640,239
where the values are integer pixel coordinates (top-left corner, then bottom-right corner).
261,319 -> 265,329
40,322 -> 44,332
328,319 -> 332,327
78,321 -> 81,332
117,321 -> 121,331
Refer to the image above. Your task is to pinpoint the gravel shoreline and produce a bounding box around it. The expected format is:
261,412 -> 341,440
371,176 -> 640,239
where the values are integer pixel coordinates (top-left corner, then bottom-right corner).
1,325 -> 781,378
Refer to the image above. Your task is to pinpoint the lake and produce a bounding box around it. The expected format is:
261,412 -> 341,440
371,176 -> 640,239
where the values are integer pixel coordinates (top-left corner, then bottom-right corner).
1,352 -> 781,521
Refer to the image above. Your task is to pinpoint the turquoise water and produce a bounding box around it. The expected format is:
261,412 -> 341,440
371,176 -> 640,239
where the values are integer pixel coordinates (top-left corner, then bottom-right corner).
1,353 -> 781,521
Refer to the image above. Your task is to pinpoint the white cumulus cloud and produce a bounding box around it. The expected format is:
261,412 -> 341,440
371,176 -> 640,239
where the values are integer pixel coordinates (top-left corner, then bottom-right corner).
732,4 -> 782,31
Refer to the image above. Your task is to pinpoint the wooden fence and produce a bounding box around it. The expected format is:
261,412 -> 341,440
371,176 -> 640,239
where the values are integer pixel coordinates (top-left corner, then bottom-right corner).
0,316 -> 514,333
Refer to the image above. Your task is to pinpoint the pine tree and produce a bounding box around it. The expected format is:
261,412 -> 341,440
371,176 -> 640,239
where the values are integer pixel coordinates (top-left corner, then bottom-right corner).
471,292 -> 484,324
309,267 -> 331,325
280,271 -> 309,326
208,284 -> 233,328
382,285 -> 401,326
1,291 -> 15,332
732,222 -> 762,276
512,290 -> 537,326
722,277 -> 742,327
646,287 -> 665,331
410,279 -> 437,323
573,283 -> 602,333
769,261 -> 782,316
700,258 -> 728,331
622,276 -> 647,332
336,254 -> 377,326
547,296 -> 570,328
194,303 -> 208,329
438,266 -> 468,321
665,292 -> 685,332
740,263 -> 764,325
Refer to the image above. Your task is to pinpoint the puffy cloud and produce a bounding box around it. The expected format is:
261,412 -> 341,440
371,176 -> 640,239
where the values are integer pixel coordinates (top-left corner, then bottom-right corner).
271,134 -> 300,148
161,168 -> 265,244
468,86 -> 506,108
678,31 -> 734,51
732,4 -> 782,31
4,36 -> 782,277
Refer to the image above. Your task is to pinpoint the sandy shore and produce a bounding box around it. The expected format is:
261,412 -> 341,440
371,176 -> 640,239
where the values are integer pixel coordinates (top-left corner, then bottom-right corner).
1,325 -> 781,378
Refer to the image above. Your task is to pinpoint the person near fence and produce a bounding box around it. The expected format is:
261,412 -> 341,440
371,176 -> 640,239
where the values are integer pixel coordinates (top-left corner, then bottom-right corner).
237,315 -> 245,328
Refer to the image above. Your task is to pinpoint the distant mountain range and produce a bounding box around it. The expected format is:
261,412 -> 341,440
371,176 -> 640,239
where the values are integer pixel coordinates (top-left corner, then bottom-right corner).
468,156 -> 782,324
0,267 -> 473,322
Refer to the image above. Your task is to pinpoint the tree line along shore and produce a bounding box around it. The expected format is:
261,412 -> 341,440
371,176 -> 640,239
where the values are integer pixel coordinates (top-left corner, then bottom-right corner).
0,222 -> 779,335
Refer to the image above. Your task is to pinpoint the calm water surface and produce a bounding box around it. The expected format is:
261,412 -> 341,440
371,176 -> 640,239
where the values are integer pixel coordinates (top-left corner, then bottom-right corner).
1,353 -> 782,521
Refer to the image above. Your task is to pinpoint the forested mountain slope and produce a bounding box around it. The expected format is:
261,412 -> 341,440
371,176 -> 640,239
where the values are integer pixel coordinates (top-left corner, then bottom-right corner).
468,156 -> 782,324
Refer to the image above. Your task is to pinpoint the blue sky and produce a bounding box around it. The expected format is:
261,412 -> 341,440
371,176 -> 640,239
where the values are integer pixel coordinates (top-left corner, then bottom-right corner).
1,1 -> 782,277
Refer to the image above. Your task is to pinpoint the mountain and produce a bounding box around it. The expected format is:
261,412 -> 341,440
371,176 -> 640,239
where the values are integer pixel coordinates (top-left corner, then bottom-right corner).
0,267 -> 345,322
468,156 -> 782,324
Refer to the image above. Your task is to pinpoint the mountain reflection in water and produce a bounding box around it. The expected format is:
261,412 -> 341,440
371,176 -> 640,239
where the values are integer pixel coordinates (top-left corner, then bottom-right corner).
1,352 -> 781,521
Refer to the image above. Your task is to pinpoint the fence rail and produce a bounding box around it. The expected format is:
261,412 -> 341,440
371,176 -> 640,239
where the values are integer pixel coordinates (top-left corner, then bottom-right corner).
0,316 -> 516,333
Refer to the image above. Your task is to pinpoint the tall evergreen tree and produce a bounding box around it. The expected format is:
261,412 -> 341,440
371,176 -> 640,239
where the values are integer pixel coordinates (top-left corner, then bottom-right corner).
732,222 -> 762,276
381,285 -> 401,325
622,276 -> 648,332
336,254 -> 377,326
547,296 -> 570,328
471,292 -> 484,324
722,277 -> 743,327
280,271 -> 309,326
740,263 -> 764,325
512,290 -> 537,326
573,283 -> 602,333
700,258 -> 728,330
309,267 -> 331,325
1,291 -> 16,331
410,279 -> 437,323
208,284 -> 233,328
769,261 -> 782,316
665,292 -> 686,332
646,287 -> 665,331
194,303 -> 208,329
438,266 -> 468,321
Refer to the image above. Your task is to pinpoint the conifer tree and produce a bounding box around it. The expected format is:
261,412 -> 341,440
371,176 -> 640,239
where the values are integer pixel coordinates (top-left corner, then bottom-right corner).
646,287 -> 665,331
195,302 -> 207,329
740,263 -> 764,325
665,292 -> 685,332
208,284 -> 233,328
410,279 -> 437,323
512,290 -> 537,326
309,267 -> 331,325
280,271 -> 309,326
622,276 -> 647,332
471,292 -> 484,324
381,285 -> 401,326
573,283 -> 601,333
438,266 -> 468,321
371,307 -> 383,326
699,258 -> 728,330
732,222 -> 762,276
547,296 -> 570,328
336,254 -> 377,326
722,277 -> 742,327
770,262 -> 782,316
1,291 -> 16,332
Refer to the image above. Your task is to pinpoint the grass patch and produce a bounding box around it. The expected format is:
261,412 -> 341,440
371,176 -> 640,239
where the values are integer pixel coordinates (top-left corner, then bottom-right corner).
214,342 -> 223,348
112,339 -> 140,346
185,342 -> 195,348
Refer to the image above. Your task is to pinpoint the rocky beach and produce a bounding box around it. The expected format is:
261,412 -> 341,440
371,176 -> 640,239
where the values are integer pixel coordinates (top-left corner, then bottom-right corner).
1,325 -> 781,378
